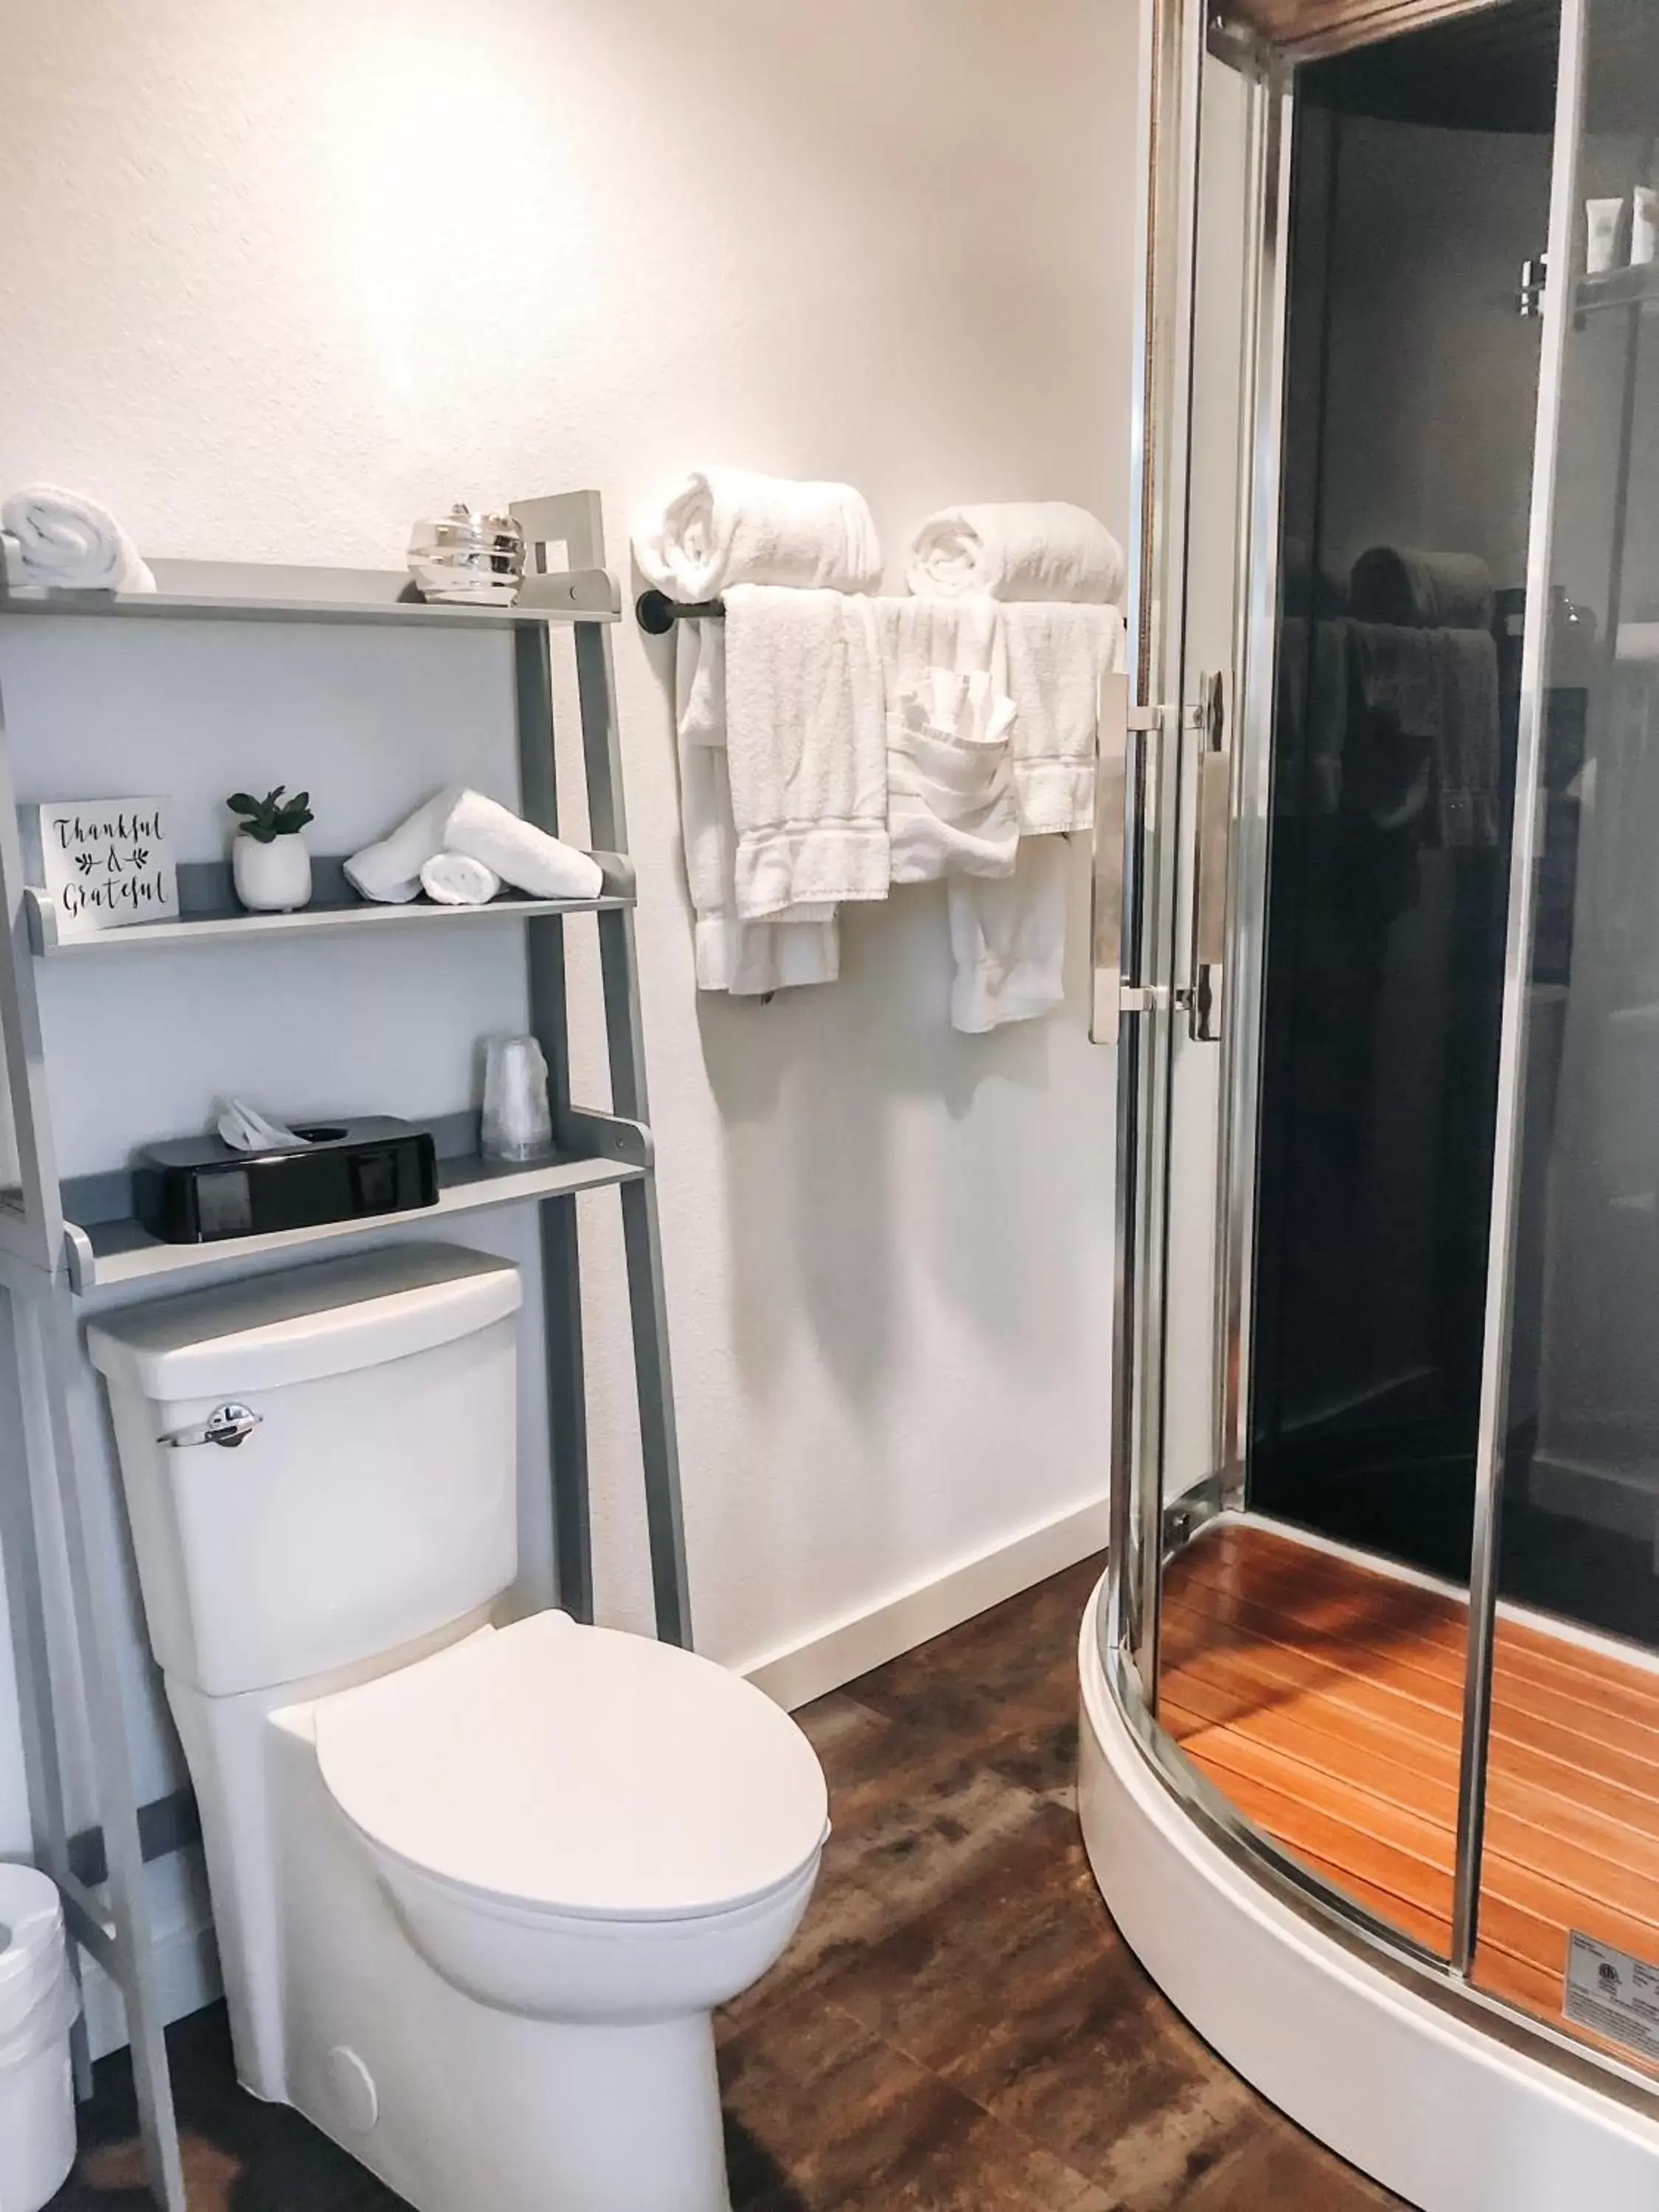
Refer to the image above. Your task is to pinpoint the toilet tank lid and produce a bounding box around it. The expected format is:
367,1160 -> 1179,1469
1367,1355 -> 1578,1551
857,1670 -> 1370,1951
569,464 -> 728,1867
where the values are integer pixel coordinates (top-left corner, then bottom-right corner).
86,1244 -> 521,1401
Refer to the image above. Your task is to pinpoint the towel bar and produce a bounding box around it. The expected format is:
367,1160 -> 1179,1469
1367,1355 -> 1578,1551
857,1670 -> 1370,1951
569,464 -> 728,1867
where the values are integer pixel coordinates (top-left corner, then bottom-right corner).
635,588 -> 726,633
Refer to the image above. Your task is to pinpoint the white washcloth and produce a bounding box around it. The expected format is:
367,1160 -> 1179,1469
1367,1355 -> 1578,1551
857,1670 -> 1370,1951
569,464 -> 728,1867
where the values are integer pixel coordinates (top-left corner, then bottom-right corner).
724,584 -> 888,919
634,468 -> 883,599
906,501 -> 1125,606
1,484 -> 156,594
443,790 -> 605,901
672,619 -> 839,994
947,836 -> 1070,1033
344,785 -> 465,902
889,671 -> 1020,885
420,852 -> 501,906
1003,602 -> 1126,835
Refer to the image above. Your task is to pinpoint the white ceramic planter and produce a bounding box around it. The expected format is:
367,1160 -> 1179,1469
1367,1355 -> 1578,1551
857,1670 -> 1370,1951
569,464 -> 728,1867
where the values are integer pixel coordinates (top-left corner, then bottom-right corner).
232,833 -> 313,914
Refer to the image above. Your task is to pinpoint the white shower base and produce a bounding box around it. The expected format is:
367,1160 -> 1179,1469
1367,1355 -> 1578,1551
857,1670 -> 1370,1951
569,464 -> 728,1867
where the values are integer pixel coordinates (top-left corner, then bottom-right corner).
1076,1576 -> 1659,2212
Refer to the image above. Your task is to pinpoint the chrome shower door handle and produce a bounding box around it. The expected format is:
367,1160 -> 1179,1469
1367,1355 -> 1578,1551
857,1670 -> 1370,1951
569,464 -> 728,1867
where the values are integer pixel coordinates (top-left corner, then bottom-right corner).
159,1402 -> 262,1450
1091,671 -> 1131,1046
1186,670 -> 1231,1045
1091,672 -> 1160,1046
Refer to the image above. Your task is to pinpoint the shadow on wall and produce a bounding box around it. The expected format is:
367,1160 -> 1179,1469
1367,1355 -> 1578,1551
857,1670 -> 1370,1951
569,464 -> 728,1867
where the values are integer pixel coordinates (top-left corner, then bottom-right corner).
695,887 -> 1085,1408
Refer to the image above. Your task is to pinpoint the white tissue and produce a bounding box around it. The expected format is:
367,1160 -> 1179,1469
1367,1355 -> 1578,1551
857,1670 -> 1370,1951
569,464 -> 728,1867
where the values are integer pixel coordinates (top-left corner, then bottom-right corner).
217,1097 -> 307,1152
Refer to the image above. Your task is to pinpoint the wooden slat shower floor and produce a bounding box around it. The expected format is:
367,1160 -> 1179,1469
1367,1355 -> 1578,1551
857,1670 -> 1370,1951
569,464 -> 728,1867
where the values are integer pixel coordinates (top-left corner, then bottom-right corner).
1161,1520 -> 1659,2074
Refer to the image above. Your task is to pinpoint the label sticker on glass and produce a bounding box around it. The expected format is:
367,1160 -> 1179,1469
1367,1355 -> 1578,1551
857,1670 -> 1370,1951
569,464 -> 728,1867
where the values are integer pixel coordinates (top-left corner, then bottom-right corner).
1564,1932 -> 1659,2061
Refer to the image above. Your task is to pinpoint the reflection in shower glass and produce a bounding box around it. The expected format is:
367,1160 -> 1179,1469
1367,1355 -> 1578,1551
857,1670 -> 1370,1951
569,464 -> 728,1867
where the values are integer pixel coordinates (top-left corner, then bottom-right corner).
1249,7 -> 1556,1586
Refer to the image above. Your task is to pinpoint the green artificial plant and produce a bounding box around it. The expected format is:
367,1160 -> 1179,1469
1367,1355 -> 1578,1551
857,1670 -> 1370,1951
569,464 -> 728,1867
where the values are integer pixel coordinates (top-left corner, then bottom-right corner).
226,786 -> 316,844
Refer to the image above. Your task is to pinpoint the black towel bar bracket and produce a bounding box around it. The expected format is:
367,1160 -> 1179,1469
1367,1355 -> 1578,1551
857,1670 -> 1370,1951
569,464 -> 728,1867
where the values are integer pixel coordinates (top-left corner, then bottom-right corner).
635,588 -> 726,633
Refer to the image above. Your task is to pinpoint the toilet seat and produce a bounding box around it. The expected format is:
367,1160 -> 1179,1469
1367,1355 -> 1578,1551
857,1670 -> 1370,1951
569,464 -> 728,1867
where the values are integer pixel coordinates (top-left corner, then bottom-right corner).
314,1613 -> 829,1924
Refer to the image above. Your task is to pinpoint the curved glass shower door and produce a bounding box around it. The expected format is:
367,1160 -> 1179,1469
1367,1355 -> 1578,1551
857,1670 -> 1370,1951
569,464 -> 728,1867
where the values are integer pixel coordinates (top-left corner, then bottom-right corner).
1467,0 -> 1659,2079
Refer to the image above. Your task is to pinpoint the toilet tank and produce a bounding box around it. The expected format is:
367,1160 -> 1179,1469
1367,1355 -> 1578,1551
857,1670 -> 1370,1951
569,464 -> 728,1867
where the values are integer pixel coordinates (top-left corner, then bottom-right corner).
87,1243 -> 523,1698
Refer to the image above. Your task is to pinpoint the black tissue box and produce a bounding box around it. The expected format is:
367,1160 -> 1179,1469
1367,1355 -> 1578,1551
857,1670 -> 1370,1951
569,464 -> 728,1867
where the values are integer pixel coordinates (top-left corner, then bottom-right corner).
133,1117 -> 439,1243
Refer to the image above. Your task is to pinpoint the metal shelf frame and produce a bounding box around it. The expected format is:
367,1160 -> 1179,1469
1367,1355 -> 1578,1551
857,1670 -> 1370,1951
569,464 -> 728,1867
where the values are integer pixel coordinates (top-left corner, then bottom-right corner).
0,489 -> 689,2211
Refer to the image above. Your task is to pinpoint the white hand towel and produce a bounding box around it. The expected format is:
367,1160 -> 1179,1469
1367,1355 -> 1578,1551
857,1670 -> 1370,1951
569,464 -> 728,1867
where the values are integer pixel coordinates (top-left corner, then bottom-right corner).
723,584 -> 888,919
672,619 -> 839,995
344,785 -> 466,902
889,671 -> 1020,885
420,852 -> 501,906
442,790 -> 604,901
947,835 -> 1070,1034
877,594 -> 1006,700
1,484 -> 156,594
1004,602 -> 1126,835
906,501 -> 1125,606
634,468 -> 883,599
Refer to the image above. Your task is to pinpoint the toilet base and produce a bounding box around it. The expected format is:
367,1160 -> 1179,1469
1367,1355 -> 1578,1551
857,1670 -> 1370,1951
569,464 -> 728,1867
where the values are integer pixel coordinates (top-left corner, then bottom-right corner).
293,2012 -> 731,2212
173,1665 -> 744,2212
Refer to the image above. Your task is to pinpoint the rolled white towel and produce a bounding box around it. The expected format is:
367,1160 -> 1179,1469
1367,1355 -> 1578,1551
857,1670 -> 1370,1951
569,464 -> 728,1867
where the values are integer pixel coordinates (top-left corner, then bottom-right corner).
633,467 -> 882,600
345,787 -> 602,905
420,852 -> 501,907
906,501 -> 1124,606
442,790 -> 605,901
344,785 -> 465,903
1,484 -> 156,594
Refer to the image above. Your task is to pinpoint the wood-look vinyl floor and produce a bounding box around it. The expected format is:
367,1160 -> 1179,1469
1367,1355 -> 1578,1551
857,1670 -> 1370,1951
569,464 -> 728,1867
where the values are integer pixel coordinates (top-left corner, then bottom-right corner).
49,1553 -> 1402,2211
1163,1520 -> 1659,2067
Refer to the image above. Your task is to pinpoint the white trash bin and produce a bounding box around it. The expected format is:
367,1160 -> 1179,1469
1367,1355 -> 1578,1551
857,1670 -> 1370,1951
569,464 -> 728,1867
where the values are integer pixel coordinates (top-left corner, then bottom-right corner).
0,1865 -> 79,2212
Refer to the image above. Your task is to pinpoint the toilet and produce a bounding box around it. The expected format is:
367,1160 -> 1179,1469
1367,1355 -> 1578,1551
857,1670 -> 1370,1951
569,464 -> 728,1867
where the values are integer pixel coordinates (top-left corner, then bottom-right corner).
87,1243 -> 828,2212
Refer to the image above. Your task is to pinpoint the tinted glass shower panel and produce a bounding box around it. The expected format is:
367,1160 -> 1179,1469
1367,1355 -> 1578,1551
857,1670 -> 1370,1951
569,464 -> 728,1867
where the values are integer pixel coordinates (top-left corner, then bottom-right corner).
1249,17 -> 1555,1579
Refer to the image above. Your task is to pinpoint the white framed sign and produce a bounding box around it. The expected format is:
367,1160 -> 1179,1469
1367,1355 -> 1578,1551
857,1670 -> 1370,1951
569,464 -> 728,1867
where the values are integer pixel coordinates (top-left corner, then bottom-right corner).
24,798 -> 178,938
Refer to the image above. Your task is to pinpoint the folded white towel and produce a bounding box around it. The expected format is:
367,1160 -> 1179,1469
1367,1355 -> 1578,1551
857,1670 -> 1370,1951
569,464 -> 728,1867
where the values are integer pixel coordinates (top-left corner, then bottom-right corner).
947,835 -> 1070,1033
420,852 -> 501,906
344,785 -> 465,903
672,619 -> 839,995
1,484 -> 156,594
1003,602 -> 1126,835
442,790 -> 605,901
634,468 -> 883,599
889,671 -> 1020,886
724,583 -> 888,919
906,501 -> 1125,606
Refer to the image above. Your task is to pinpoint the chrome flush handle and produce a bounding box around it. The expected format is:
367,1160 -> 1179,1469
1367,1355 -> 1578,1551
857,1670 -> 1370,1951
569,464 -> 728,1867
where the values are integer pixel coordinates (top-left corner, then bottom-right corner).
159,1402 -> 262,1450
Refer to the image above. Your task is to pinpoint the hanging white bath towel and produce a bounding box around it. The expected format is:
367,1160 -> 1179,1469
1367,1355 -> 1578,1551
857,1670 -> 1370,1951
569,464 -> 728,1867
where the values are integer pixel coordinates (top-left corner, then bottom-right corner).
723,583 -> 888,921
673,618 -> 839,995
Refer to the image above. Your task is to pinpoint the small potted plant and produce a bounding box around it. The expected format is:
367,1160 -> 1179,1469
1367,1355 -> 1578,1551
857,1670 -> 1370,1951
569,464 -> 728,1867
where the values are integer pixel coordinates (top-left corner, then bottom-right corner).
227,785 -> 316,912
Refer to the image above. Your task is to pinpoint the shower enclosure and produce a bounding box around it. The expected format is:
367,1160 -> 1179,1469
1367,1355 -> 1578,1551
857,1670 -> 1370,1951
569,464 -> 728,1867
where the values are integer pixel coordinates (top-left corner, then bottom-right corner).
1084,0 -> 1659,2194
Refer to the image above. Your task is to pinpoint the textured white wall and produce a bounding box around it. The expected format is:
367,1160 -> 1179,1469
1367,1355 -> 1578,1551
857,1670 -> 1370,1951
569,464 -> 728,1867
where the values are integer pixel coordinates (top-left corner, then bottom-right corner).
0,0 -> 1135,1902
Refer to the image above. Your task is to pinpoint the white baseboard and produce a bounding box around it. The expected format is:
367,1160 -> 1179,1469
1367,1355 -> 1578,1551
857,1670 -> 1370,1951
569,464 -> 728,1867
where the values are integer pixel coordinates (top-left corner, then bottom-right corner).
82,1914 -> 221,2059
743,1494 -> 1110,1712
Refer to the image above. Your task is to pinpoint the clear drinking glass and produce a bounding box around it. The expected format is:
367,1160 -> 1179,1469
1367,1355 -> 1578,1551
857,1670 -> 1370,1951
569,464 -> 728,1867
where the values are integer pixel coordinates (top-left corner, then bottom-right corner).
481,1034 -> 552,1162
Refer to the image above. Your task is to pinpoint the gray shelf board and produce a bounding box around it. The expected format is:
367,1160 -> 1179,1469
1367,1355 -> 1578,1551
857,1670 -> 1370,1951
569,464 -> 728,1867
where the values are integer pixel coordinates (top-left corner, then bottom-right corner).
0,555 -> 619,630
64,1148 -> 644,1292
29,871 -> 633,956
1576,265 -> 1659,320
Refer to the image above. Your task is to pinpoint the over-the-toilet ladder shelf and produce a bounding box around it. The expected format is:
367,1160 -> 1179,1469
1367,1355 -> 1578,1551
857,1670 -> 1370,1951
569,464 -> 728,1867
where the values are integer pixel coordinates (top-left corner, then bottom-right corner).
0,491 -> 689,2212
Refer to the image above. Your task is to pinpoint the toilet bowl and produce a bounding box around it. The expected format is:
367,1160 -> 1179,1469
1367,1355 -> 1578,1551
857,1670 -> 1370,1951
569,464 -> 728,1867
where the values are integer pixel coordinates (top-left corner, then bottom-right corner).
88,1244 -> 829,2212
316,1610 -> 826,2025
